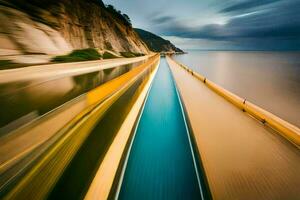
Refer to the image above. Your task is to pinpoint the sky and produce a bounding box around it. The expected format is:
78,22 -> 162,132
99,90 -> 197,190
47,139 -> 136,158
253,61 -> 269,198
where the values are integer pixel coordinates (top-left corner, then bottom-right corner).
103,0 -> 300,50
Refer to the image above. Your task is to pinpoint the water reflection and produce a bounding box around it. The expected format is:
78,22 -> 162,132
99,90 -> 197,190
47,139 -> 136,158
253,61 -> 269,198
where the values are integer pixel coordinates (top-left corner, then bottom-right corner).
0,61 -> 144,134
48,67 -> 149,200
174,51 -> 300,127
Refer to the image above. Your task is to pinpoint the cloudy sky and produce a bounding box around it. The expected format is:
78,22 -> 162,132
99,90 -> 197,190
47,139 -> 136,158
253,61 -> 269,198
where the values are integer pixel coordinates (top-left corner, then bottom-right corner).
103,0 -> 300,50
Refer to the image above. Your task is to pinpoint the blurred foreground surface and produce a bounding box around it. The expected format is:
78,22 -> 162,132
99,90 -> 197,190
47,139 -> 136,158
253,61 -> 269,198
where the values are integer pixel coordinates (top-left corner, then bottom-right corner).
168,57 -> 300,200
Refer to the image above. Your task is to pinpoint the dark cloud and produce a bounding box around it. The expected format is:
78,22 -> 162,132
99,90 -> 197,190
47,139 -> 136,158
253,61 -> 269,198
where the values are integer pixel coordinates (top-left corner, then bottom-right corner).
157,0 -> 300,49
221,0 -> 282,13
104,0 -> 300,50
151,16 -> 174,24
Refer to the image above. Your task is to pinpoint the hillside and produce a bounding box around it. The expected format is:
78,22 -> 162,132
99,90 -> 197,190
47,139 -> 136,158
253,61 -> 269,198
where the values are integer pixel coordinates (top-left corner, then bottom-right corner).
0,0 -> 149,58
134,28 -> 183,53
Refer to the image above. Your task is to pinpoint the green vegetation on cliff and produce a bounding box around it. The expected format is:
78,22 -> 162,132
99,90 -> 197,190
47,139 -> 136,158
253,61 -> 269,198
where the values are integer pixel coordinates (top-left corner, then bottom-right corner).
52,49 -> 144,63
102,51 -> 119,59
0,60 -> 24,69
134,28 -> 183,53
52,48 -> 101,62
120,52 -> 145,58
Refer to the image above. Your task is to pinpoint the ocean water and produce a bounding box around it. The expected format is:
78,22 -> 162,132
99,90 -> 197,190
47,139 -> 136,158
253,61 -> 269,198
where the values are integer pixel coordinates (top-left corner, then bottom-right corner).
174,51 -> 300,127
118,59 -> 202,200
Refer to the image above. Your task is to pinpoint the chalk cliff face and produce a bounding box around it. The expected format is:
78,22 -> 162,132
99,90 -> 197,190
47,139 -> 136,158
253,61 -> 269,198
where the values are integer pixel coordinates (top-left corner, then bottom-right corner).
0,0 -> 149,56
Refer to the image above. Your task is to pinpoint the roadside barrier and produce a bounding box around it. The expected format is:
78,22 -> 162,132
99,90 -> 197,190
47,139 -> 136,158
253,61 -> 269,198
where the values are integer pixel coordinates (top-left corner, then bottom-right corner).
167,56 -> 300,148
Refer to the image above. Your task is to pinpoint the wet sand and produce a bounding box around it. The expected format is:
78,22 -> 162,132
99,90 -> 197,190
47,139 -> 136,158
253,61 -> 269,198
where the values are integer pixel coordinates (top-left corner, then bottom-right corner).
167,57 -> 300,200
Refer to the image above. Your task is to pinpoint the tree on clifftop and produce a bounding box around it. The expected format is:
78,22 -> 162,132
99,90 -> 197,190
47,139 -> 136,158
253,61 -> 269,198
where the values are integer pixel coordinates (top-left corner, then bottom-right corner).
105,4 -> 132,27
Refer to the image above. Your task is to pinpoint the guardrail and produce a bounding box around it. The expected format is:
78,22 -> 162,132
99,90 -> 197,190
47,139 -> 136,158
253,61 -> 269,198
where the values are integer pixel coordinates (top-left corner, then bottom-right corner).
2,54 -> 160,200
167,56 -> 300,148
